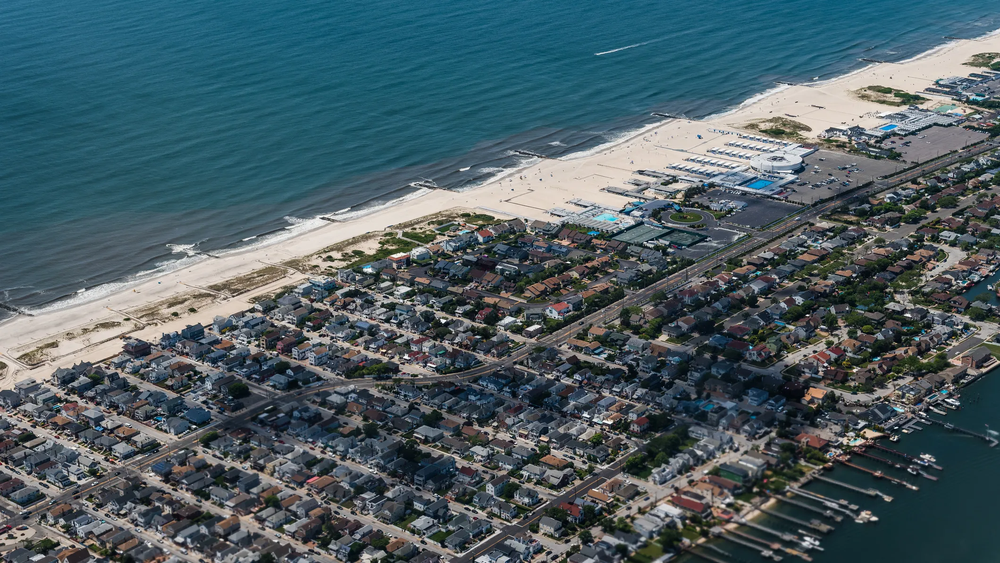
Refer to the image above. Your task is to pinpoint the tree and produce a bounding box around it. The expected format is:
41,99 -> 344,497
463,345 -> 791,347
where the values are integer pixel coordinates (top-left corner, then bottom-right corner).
624,454 -> 647,475
422,410 -> 445,427
273,361 -> 291,373
199,431 -> 219,446
579,530 -> 593,544
362,422 -> 381,439
264,495 -> 280,509
588,433 -> 605,446
228,382 -> 250,399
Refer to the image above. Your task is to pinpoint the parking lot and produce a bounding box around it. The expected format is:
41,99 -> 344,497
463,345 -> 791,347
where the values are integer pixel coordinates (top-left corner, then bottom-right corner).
694,189 -> 801,229
888,126 -> 990,164
784,149 -> 900,205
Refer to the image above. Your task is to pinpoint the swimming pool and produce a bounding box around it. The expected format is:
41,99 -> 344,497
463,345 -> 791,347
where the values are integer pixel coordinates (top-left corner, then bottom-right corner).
880,124 -> 898,131
593,213 -> 619,222
746,179 -> 774,190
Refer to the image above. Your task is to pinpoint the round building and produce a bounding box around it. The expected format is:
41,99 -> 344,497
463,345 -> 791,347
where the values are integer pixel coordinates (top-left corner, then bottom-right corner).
750,151 -> 804,174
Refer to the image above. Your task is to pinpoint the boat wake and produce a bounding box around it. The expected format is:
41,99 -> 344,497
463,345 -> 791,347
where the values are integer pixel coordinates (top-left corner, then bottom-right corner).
595,36 -> 667,56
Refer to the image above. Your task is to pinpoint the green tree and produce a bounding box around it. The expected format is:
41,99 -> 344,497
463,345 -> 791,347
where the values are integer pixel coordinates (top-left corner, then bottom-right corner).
199,431 -> 220,446
264,495 -> 280,509
362,422 -> 381,439
579,530 -> 593,544
422,409 -> 445,427
228,382 -> 250,399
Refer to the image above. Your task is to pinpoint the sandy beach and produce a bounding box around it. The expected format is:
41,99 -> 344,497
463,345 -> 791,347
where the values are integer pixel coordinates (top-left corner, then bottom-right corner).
3,30 -> 1000,386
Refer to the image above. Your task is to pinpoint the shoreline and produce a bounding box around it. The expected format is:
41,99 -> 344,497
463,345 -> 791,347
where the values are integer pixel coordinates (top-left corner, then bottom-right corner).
5,28 -> 1000,377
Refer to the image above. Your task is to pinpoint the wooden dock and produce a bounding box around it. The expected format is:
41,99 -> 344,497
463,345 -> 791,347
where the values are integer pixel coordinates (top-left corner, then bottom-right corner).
754,503 -> 834,533
835,458 -> 919,491
920,416 -> 998,447
769,494 -> 842,521
869,442 -> 943,470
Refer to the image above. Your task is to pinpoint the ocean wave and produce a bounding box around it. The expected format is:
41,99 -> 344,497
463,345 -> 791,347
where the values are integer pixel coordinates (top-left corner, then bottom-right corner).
23,252 -> 206,316
324,187 -> 433,222
165,243 -> 199,256
557,120 -> 665,161
702,83 -> 793,121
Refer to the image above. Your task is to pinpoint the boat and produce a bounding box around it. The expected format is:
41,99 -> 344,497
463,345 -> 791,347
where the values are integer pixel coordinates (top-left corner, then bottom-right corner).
929,406 -> 948,416
873,471 -> 884,479
920,453 -> 937,463
889,434 -> 900,442
944,397 -> 961,408
907,466 -> 919,475
943,401 -> 958,410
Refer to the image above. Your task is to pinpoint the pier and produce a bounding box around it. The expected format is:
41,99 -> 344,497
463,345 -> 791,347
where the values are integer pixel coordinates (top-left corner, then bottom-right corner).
920,416 -> 999,447
735,517 -> 796,541
853,450 -> 904,469
715,531 -> 783,561
835,458 -> 919,491
812,472 -> 893,502
754,503 -> 834,533
769,494 -> 842,522
868,442 -> 943,470
687,545 -> 733,563
729,530 -> 814,562
787,487 -> 860,510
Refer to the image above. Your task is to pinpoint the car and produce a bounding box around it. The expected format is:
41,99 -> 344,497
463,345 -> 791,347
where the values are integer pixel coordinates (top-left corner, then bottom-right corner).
16,525 -> 27,531
114,471 -> 120,476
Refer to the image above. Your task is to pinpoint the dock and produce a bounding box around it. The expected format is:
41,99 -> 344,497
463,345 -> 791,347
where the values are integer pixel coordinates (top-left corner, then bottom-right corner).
735,517 -> 796,541
835,458 -> 919,491
920,416 -> 999,447
853,450 -> 904,470
813,472 -> 894,502
869,442 -> 944,470
919,471 -> 939,481
769,494 -> 842,521
787,487 -> 860,510
730,530 -> 814,562
754,503 -> 834,533
812,473 -> 879,497
715,531 -> 783,561
687,545 -> 732,563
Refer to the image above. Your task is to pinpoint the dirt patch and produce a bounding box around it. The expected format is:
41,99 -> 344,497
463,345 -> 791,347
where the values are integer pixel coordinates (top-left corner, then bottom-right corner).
742,117 -> 812,141
854,85 -> 928,107
207,266 -> 288,296
16,341 -> 59,366
126,291 -> 218,323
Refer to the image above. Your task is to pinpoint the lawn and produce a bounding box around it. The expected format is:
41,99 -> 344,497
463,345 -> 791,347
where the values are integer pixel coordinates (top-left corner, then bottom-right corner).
429,530 -> 453,544
669,212 -> 702,223
627,542 -> 665,563
398,512 -> 421,530
982,343 -> 1000,359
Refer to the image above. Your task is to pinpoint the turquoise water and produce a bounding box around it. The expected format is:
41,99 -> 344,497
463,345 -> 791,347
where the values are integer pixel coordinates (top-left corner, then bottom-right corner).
2,0 -> 1000,315
747,179 -> 775,190
594,213 -> 621,222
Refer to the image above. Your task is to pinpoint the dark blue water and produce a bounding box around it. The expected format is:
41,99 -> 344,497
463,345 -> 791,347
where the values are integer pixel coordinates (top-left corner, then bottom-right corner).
3,0 -> 1000,314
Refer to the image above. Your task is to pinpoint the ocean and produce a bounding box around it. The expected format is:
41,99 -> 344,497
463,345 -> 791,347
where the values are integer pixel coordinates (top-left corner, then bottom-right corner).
2,0 -> 1000,317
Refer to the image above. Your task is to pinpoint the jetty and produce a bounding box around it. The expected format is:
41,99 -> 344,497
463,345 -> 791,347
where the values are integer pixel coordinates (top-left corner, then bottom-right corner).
0,302 -> 32,317
869,442 -> 943,470
920,416 -> 998,447
513,149 -> 549,159
835,458 -> 919,491
754,503 -> 834,533
769,494 -> 842,521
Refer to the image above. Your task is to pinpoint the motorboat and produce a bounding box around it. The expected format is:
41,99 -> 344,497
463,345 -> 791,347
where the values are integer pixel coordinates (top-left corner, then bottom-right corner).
889,434 -> 900,442
920,453 -> 937,463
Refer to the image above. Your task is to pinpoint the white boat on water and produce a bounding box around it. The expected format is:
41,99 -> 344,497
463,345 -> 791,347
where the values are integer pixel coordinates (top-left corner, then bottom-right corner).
889,434 -> 900,442
929,406 -> 947,416
944,397 -> 961,408
920,453 -> 937,463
